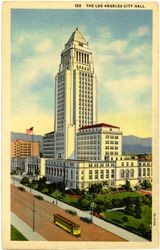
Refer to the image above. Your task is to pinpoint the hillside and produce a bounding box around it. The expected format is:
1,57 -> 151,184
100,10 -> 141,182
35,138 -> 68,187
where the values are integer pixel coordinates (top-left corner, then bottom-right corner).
122,135 -> 152,154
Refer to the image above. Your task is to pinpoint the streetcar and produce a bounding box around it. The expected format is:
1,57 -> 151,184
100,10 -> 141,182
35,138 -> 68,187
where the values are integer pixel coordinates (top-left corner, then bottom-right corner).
54,214 -> 81,237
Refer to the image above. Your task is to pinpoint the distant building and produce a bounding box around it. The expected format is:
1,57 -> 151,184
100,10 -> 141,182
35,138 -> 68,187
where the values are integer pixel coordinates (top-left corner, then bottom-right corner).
43,131 -> 54,158
11,139 -> 40,158
11,132 -> 43,153
11,156 -> 46,177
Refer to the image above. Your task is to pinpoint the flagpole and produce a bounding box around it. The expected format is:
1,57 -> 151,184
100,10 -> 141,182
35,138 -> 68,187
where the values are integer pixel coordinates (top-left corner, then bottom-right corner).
32,127 -> 34,175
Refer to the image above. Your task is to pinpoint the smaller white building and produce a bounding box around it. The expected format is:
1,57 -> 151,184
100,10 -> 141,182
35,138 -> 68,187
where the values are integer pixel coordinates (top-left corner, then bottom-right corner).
45,156 -> 152,190
77,123 -> 122,160
138,160 -> 152,183
11,157 -> 46,178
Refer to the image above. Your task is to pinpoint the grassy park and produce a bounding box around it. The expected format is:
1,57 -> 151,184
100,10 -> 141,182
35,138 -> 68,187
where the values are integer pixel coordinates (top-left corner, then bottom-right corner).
20,176 -> 152,240
11,225 -> 28,241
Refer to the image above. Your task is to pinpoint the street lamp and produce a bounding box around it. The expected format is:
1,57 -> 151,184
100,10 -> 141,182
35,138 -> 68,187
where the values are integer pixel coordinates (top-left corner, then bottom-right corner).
55,189 -> 58,205
90,199 -> 95,223
85,188 -> 95,223
32,199 -> 35,232
55,182 -> 59,205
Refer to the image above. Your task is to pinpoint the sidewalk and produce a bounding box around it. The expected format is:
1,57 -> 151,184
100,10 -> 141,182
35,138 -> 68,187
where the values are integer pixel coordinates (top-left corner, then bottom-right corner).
11,212 -> 45,241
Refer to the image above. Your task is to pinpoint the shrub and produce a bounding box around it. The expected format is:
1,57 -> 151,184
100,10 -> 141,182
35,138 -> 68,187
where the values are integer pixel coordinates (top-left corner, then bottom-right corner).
112,218 -> 122,224
20,177 -> 29,185
122,216 -> 129,222
77,198 -> 90,209
93,205 -> 104,214
138,223 -> 151,240
105,200 -> 112,209
135,205 -> 142,218
112,198 -> 122,208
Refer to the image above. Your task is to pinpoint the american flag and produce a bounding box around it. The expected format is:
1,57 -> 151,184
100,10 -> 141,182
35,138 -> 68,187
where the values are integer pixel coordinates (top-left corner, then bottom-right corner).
26,127 -> 33,135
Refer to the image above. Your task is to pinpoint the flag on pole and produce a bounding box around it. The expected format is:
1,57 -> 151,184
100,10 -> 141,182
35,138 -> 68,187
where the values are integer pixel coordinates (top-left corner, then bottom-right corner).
26,127 -> 33,135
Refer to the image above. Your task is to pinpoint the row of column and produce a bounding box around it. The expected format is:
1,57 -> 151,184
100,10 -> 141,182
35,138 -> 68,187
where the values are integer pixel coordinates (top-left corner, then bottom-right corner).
46,167 -> 64,177
76,51 -> 89,64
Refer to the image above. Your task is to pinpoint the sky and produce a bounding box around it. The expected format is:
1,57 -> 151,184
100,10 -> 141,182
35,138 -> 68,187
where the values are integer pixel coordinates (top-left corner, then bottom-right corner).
11,9 -> 152,137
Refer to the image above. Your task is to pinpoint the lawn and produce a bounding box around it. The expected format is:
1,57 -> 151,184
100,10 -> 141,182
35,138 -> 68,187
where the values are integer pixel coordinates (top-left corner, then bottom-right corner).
104,204 -> 151,240
11,225 -> 28,241
96,191 -> 143,201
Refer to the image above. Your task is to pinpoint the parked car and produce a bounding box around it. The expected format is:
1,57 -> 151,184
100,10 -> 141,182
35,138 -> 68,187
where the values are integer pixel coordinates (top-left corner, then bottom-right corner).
65,209 -> 77,216
17,186 -> 25,192
80,217 -> 92,223
34,195 -> 44,200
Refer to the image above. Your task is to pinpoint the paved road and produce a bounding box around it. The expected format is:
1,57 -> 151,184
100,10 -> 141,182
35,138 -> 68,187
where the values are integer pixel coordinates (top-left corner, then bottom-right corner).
11,212 -> 45,241
11,176 -> 149,242
11,185 -> 126,241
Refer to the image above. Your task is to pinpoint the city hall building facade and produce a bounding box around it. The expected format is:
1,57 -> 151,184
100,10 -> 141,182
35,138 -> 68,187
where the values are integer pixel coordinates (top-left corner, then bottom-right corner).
45,28 -> 152,190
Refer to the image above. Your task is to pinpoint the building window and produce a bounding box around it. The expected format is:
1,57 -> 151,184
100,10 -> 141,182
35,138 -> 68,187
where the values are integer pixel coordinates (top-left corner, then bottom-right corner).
138,168 -> 141,177
147,168 -> 150,176
71,170 -> 73,179
111,169 -> 114,178
120,170 -> 124,178
89,170 -> 92,179
95,170 -> 98,179
125,170 -> 129,178
143,168 -> 146,177
130,169 -> 134,178
106,170 -> 109,178
100,170 -> 104,179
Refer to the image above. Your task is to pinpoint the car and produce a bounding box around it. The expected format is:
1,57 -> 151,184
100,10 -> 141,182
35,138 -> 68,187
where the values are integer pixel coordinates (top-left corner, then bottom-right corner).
34,195 -> 44,200
80,217 -> 92,223
17,186 -> 25,192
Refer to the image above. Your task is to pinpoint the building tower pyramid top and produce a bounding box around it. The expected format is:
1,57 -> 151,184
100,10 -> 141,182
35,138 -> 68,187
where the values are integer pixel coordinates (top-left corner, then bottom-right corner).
65,28 -> 88,47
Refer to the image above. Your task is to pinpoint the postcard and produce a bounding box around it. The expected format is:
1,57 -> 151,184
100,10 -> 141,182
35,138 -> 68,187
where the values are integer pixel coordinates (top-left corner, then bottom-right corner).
1,1 -> 159,249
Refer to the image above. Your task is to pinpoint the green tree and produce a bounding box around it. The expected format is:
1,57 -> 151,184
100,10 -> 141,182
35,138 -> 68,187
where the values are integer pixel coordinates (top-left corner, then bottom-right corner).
20,177 -> 29,185
140,180 -> 152,190
89,183 -> 102,194
123,197 -> 134,215
112,198 -> 122,208
77,198 -> 90,209
105,200 -> 112,209
135,204 -> 142,218
125,180 -> 131,191
138,223 -> 151,240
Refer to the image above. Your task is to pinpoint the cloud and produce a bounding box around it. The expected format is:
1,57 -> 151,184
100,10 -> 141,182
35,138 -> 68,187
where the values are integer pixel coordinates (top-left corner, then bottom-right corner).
106,40 -> 128,54
129,26 -> 149,37
11,22 -> 152,137
101,75 -> 151,113
34,39 -> 54,54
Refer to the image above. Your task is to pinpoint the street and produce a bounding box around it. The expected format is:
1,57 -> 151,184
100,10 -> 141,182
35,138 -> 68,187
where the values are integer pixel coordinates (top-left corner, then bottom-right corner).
11,184 -> 126,241
11,176 -> 148,242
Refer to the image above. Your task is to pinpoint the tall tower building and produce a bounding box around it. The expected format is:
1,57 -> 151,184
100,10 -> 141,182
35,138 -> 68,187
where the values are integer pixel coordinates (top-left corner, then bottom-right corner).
54,28 -> 97,160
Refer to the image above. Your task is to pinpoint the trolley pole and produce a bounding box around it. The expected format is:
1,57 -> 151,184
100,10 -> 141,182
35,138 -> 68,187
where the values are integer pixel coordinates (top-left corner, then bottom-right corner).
90,194 -> 95,223
32,199 -> 35,232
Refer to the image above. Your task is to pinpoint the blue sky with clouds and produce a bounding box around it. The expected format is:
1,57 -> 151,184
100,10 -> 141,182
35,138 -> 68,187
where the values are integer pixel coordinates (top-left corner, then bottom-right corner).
11,9 -> 152,137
